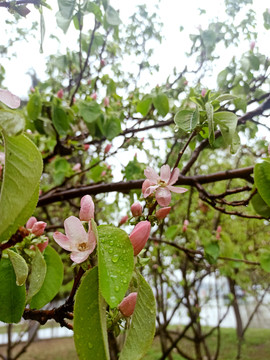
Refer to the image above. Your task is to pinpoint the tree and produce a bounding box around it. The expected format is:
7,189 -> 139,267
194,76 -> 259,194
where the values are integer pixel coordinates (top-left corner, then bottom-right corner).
0,0 -> 270,359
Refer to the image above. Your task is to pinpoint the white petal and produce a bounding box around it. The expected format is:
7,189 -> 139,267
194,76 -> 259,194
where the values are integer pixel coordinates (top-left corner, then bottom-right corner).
160,165 -> 171,183
0,89 -> 20,109
70,250 -> 92,264
144,167 -> 159,183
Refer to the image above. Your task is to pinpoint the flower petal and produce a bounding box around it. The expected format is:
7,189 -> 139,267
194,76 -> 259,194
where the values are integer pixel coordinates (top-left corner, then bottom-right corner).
0,89 -> 21,109
64,216 -> 88,246
143,185 -> 159,198
167,185 -> 188,194
87,230 -> 97,253
26,216 -> 37,230
53,232 -> 72,251
168,167 -> 180,185
155,187 -> 171,207
144,167 -> 159,183
70,250 -> 92,264
160,165 -> 171,183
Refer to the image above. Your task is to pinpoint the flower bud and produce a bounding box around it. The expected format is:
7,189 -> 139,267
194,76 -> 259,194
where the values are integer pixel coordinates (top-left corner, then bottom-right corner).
201,89 -> 207,97
79,195 -> 95,221
156,207 -> 171,220
31,221 -> 47,236
118,292 -> 137,317
182,219 -> 189,232
91,92 -> 97,100
101,170 -> 106,177
119,215 -> 128,226
250,41 -> 255,51
84,144 -> 90,151
104,97 -> 110,107
131,201 -> 142,217
57,89 -> 64,99
73,163 -> 81,172
87,79 -> 92,85
129,220 -> 151,256
26,217 -> 37,230
37,239 -> 49,252
104,143 -> 112,154
100,59 -> 106,67
216,225 -> 222,233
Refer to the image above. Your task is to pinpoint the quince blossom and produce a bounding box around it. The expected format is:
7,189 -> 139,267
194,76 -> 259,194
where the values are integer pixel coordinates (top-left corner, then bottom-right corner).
53,216 -> 96,264
0,88 -> 20,109
143,165 -> 187,207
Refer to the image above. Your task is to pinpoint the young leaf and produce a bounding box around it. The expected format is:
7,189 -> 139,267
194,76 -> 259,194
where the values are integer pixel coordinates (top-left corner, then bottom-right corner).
205,102 -> 214,146
136,97 -> 152,116
215,94 -> 238,102
251,192 -> 270,218
7,249 -> 28,286
174,107 -> 199,132
78,101 -> 101,123
119,273 -> 156,360
27,93 -> 42,120
105,5 -> 121,26
52,105 -> 70,135
254,161 -> 270,207
259,251 -> 270,272
74,267 -> 109,360
103,116 -> 121,140
0,258 -> 26,323
98,225 -> 134,308
26,247 -> 47,303
30,246 -> 64,309
0,110 -> 25,136
0,133 -> 43,243
213,111 -> 238,145
57,0 -> 76,19
153,93 -> 169,117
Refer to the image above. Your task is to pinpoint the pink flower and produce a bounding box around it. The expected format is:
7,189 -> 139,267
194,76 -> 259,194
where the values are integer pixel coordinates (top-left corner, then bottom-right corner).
101,170 -> 106,177
26,217 -> 47,236
119,215 -> 128,226
0,88 -> 20,109
131,201 -> 142,217
129,220 -> 151,256
73,163 -> 81,172
143,165 -> 187,207
84,144 -> 90,151
57,89 -> 64,99
118,293 -> 137,317
201,89 -> 207,97
104,97 -> 110,107
53,216 -> 96,263
250,41 -> 255,51
91,92 -> 97,100
156,207 -> 171,220
104,143 -> 112,154
79,195 -> 95,222
182,219 -> 189,232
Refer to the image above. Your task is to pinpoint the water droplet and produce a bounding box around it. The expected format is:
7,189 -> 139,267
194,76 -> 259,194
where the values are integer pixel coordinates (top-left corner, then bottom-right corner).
114,285 -> 120,292
88,342 -> 93,349
123,278 -> 127,284
110,240 -> 113,246
122,250 -> 126,254
108,248 -> 113,254
112,254 -> 119,263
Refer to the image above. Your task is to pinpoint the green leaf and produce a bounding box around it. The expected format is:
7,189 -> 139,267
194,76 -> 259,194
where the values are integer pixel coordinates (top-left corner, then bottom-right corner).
26,248 -> 47,303
263,10 -> 270,30
174,108 -> 199,132
217,69 -> 228,88
78,101 -> 101,124
98,225 -> 134,308
27,93 -> 42,121
7,250 -> 28,286
260,251 -> 270,272
105,5 -> 121,26
56,12 -> 72,33
86,2 -> 102,22
119,273 -> 156,360
215,94 -> 238,102
30,246 -> 64,309
230,132 -> 240,154
251,192 -> 270,218
205,102 -> 214,146
214,111 -> 238,145
52,105 -> 70,136
254,161 -> 270,207
0,134 -> 43,243
204,241 -> 220,264
103,116 -> 121,140
0,110 -> 25,136
0,258 -> 26,323
74,267 -> 109,360
136,97 -> 152,116
153,93 -> 169,117
57,0 -> 75,19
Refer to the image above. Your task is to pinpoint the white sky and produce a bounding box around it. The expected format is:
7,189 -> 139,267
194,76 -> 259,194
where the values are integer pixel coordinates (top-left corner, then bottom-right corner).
0,0 -> 269,98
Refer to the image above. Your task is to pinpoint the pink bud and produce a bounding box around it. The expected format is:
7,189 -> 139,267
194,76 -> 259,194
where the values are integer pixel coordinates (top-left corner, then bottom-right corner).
87,79 -> 92,85
101,170 -> 106,177
100,59 -> 106,67
201,89 -> 207,97
119,215 -> 128,226
140,137 -> 144,142
184,80 -> 188,86
104,143 -> 112,154
73,163 -> 81,172
84,144 -> 90,151
129,220 -> 151,256
26,216 -> 37,230
57,89 -> 64,99
118,292 -> 137,317
250,41 -> 255,51
217,225 -> 222,233
156,207 -> 171,220
91,92 -> 97,100
131,201 -> 142,217
182,219 -> 189,233
104,97 -> 110,107
37,239 -> 49,252
79,195 -> 95,221
30,87 -> 35,93
31,221 -> 47,236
